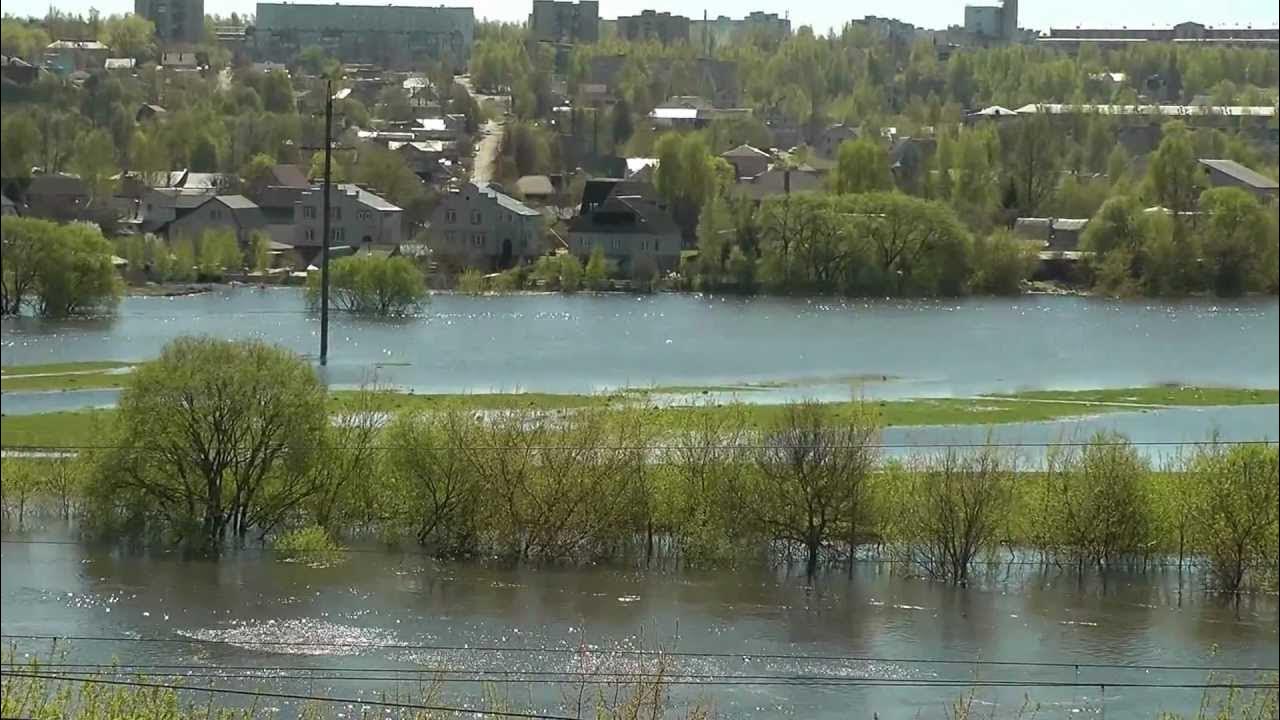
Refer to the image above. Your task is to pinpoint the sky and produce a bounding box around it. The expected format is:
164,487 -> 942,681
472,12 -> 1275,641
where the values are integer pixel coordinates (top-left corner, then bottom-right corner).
26,0 -> 1280,33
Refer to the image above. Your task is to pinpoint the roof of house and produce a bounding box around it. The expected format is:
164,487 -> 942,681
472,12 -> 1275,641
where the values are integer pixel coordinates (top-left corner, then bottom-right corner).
149,187 -> 216,209
730,167 -> 824,200
139,103 -> 167,114
1199,159 -> 1279,190
268,164 -> 309,188
1015,103 -> 1276,117
476,183 -> 540,216
515,175 -> 555,197
577,178 -> 661,216
1052,218 -> 1090,232
970,105 -> 1018,117
316,184 -> 402,212
650,107 -> 699,120
258,185 -> 305,210
163,169 -> 232,190
414,117 -> 448,132
105,58 -> 136,70
721,144 -> 770,159
568,194 -> 681,237
47,40 -> 108,50
27,173 -> 88,196
217,194 -> 260,210
390,140 -> 447,154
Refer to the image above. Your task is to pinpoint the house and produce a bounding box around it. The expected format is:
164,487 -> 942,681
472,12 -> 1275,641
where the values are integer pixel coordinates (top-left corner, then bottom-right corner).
23,174 -> 90,220
730,166 -> 825,202
43,40 -> 110,73
1014,217 -> 1090,251
567,179 -> 681,275
648,96 -> 753,129
721,144 -> 771,180
428,182 -> 542,271
168,195 -> 267,247
136,103 -> 167,122
141,187 -> 217,233
160,50 -> 201,70
390,141 -> 450,182
104,58 -> 136,72
515,175 -> 556,203
293,184 -> 403,257
1198,159 -> 1279,202
1,55 -> 39,85
818,124 -> 859,159
966,105 -> 1019,123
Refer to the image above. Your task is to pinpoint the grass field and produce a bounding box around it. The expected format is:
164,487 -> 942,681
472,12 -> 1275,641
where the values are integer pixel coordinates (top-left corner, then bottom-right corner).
6,383 -> 1277,449
0,361 -> 135,392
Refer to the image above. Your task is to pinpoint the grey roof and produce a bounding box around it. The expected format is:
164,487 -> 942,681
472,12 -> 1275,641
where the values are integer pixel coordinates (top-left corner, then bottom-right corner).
217,194 -> 260,210
477,183 -> 540,216
721,144 -> 770,159
269,164 -> 309,187
1052,218 -> 1089,231
28,173 -> 88,196
515,175 -> 555,197
335,184 -> 402,212
730,168 -> 824,200
568,194 -> 680,236
258,185 -> 304,210
150,187 -> 215,209
1199,159 -> 1279,190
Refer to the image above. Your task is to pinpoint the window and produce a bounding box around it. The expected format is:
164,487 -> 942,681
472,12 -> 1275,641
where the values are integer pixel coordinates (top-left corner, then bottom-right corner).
303,206 -> 316,219
210,208 -> 222,221
470,210 -> 482,225
471,232 -> 485,248
653,240 -> 661,252
445,230 -> 456,244
332,228 -> 344,243
304,228 -> 315,242
446,209 -> 457,223
358,209 -> 371,221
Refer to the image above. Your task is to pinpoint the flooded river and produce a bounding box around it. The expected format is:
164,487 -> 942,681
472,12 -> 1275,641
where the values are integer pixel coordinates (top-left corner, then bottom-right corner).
1,534 -> 1277,719
3,289 -> 1278,397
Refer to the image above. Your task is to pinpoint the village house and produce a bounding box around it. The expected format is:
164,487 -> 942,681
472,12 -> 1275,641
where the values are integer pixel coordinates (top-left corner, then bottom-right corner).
567,179 -> 682,275
428,182 -> 542,271
43,40 -> 109,73
1014,217 -> 1090,251
168,195 -> 267,247
1198,159 -> 1279,202
720,144 -> 772,180
817,123 -> 859,159
293,184 -> 403,258
22,174 -> 90,220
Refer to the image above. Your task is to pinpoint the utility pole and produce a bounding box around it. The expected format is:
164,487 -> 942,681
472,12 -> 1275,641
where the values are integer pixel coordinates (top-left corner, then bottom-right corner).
320,78 -> 333,366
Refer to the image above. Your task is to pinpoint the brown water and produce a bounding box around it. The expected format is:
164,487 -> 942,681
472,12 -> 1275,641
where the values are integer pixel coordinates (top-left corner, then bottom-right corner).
2,532 -> 1276,719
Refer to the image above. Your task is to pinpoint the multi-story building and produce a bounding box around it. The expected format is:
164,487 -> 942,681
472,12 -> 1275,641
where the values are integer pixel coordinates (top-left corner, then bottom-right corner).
428,183 -> 543,271
1040,21 -> 1278,51
168,195 -> 267,247
963,0 -> 1017,43
690,12 -> 790,53
617,10 -> 690,45
135,0 -> 205,45
528,0 -> 599,45
567,179 -> 681,275
293,184 -> 404,252
253,2 -> 475,71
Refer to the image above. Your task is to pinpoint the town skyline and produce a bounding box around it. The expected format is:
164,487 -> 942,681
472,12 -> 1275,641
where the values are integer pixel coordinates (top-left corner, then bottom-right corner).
19,0 -> 1280,34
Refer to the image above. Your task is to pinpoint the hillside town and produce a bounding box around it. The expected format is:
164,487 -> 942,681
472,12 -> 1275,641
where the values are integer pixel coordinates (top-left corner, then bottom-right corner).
2,0 -> 1279,303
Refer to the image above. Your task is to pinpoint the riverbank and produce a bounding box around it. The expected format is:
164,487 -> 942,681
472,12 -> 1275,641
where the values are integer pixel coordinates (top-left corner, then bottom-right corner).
4,382 -> 1278,448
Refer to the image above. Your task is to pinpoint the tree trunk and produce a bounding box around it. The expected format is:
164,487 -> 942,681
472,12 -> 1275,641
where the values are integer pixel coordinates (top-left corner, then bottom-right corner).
805,540 -> 819,579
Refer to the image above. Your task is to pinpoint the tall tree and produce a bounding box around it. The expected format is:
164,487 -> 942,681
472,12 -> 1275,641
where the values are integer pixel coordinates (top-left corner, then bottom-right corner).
1005,114 -> 1060,216
833,137 -> 892,194
1145,121 -> 1202,224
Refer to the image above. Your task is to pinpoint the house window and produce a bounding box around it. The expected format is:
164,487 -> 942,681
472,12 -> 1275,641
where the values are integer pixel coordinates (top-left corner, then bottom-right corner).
332,228 -> 344,243
358,209 -> 371,221
471,210 -> 482,225
446,209 -> 457,223
210,208 -> 222,221
304,206 -> 316,219
305,228 -> 315,242
653,240 -> 660,252
471,232 -> 484,247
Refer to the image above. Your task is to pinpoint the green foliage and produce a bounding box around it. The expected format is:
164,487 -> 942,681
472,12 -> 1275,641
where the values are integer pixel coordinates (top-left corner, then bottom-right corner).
693,193 -> 735,290
1198,187 -> 1271,297
100,14 -> 154,60
834,137 -> 892,194
1003,113 -> 1060,216
89,337 -> 327,552
755,192 -> 971,296
584,245 -> 609,289
191,228 -> 243,280
71,128 -> 118,206
1,114 -> 41,179
1186,444 -> 1280,593
1145,121 -> 1203,217
558,253 -> 583,292
970,230 -> 1037,295
273,524 -> 345,562
248,231 -> 272,272
654,132 -> 732,236
455,268 -> 486,295
0,217 -> 121,317
1,18 -> 51,61
307,254 -> 426,315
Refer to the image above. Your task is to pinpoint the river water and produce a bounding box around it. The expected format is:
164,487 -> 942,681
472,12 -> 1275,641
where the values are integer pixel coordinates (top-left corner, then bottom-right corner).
3,289 -> 1278,397
1,533 -> 1277,719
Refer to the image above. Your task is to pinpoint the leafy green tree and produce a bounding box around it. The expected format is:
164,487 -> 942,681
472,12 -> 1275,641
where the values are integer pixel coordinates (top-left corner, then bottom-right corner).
240,153 -> 277,201
190,134 -> 220,172
1,18 -> 50,60
1,115 -> 41,180
71,128 -> 118,207
611,98 -> 634,150
100,14 -> 155,60
694,193 -> 733,288
94,337 -> 327,552
1198,187 -> 1270,297
307,254 -> 426,315
1145,121 -> 1202,223
558,253 -> 583,292
584,245 -> 608,289
5,218 -> 122,318
833,137 -> 892,194
295,46 -> 339,78
654,132 -> 731,237
194,229 -> 243,279
1188,443 -> 1280,593
1,216 -> 49,315
970,230 -> 1037,295
249,231 -> 272,272
1004,114 -> 1060,216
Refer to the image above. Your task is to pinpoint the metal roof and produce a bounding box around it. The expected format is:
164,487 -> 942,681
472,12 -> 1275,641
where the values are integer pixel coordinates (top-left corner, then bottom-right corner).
1015,103 -> 1276,117
217,195 -> 260,210
1199,159 -> 1279,190
477,183 -> 540,216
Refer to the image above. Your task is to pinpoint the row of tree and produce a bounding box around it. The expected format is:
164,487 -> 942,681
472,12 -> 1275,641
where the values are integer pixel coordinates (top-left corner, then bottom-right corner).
8,338 -> 1274,593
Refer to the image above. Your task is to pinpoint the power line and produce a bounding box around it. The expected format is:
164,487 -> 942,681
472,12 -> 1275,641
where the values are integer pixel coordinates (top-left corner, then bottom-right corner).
2,669 -> 1274,693
3,439 -> 1276,452
3,635 -> 1275,673
0,670 -> 582,719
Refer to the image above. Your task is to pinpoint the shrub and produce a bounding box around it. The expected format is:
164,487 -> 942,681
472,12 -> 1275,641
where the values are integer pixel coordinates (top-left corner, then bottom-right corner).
307,254 -> 426,315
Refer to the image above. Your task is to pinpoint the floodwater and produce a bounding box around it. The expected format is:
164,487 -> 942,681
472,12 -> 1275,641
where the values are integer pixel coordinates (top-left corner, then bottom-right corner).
1,535 -> 1276,719
3,288 -> 1278,397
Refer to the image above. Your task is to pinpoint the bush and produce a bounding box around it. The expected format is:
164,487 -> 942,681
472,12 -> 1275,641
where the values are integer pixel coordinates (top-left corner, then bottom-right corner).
585,245 -> 609,289
1188,443 -> 1279,593
970,229 -> 1037,295
1,217 -> 121,317
273,524 -> 345,563
456,267 -> 486,294
307,254 -> 426,315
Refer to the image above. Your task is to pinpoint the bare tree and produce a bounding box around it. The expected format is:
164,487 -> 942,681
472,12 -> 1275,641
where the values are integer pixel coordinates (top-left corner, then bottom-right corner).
745,401 -> 879,578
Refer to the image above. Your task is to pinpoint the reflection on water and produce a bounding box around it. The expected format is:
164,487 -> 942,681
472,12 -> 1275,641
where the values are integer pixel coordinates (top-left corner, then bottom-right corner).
2,535 -> 1276,719
3,289 -> 1277,396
